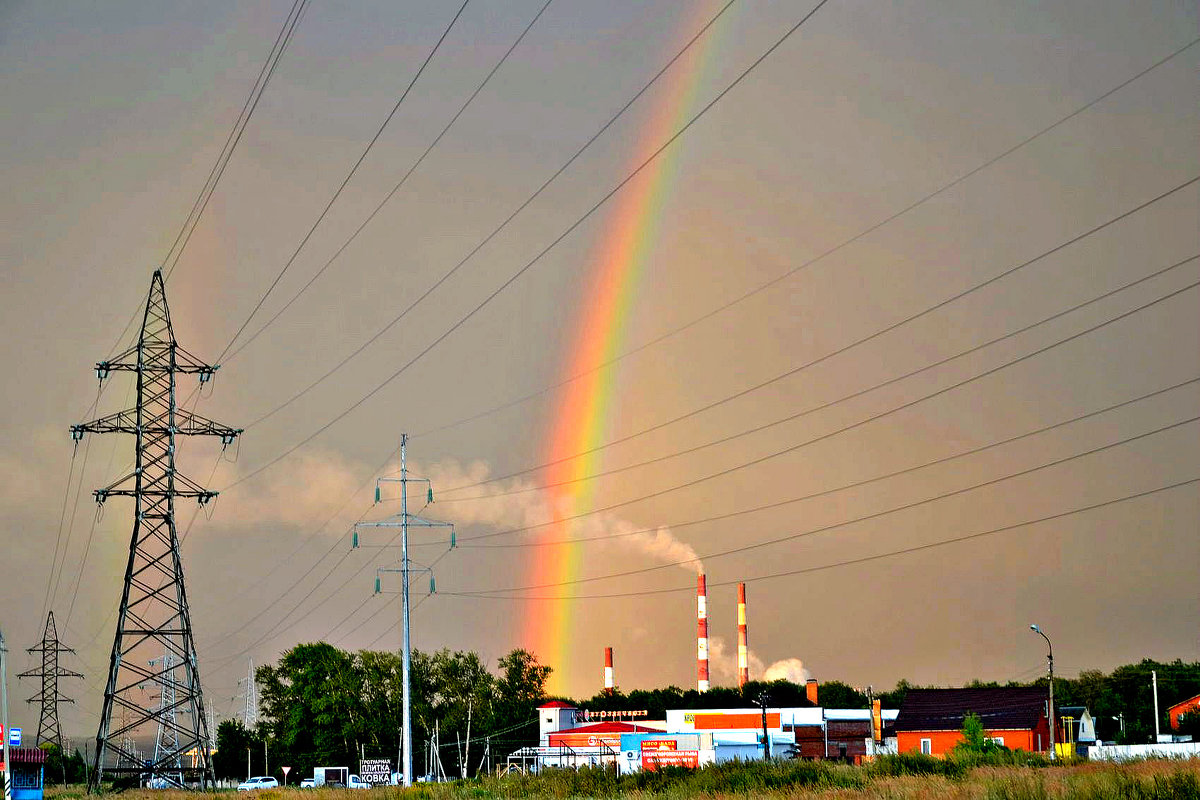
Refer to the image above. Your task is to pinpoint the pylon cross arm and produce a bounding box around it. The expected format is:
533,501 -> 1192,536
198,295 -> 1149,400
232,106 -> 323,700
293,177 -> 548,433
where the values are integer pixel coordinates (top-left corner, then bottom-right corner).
71,408 -> 241,440
97,342 -> 216,377
92,467 -> 219,504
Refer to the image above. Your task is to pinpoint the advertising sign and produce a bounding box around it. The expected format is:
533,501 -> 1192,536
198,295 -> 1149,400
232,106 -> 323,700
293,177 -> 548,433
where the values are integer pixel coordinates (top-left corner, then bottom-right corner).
549,732 -> 623,748
640,740 -> 677,752
359,759 -> 392,785
692,712 -> 779,731
641,750 -> 699,771
574,709 -> 648,722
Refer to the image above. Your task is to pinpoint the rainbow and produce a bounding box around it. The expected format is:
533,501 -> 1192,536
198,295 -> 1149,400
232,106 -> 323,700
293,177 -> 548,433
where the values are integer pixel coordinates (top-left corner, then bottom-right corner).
523,8 -> 727,692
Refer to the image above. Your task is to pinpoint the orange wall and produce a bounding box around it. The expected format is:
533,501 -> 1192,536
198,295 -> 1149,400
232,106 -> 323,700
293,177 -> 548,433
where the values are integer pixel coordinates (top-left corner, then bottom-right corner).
1169,696 -> 1200,730
898,726 -> 1047,756
693,712 -> 781,730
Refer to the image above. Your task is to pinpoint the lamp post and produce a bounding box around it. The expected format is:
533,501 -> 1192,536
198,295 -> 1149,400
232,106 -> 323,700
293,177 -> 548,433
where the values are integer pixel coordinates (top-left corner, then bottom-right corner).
1030,624 -> 1055,758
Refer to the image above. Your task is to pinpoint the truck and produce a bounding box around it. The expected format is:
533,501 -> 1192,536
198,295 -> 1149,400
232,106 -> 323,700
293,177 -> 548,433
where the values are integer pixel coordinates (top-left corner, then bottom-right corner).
311,768 -> 370,789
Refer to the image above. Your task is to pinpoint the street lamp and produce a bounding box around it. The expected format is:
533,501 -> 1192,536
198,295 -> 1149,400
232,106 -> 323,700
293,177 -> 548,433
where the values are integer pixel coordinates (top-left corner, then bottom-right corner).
1030,624 -> 1055,758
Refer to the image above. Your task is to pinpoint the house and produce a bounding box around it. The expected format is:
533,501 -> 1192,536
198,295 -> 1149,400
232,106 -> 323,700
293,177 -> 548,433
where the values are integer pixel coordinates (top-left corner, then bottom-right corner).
893,687 -> 1051,756
1168,693 -> 1200,731
1056,706 -> 1096,757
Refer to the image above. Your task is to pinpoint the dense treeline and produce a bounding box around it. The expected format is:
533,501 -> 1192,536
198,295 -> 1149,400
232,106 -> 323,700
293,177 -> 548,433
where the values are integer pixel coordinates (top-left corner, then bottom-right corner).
221,644 -> 1199,783
215,643 -> 550,781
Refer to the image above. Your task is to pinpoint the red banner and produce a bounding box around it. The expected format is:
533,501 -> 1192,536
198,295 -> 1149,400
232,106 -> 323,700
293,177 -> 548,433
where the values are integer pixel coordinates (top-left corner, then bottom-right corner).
642,750 -> 699,771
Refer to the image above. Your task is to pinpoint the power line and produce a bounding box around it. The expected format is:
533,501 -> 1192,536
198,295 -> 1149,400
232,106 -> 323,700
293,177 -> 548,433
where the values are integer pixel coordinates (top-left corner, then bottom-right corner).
163,0 -> 310,279
456,277 -> 1200,543
210,529 -> 457,671
54,4 -> 309,621
449,377 -> 1198,549
437,252 -> 1199,501
223,0 -> 559,365
461,415 -> 1198,593
405,35 -> 1200,443
443,478 -> 1197,600
216,0 -> 472,362
234,0 -> 741,424
192,211 -> 1197,660
196,444 -> 405,653
105,0 -> 309,355
222,0 -> 834,489
40,441 -> 83,624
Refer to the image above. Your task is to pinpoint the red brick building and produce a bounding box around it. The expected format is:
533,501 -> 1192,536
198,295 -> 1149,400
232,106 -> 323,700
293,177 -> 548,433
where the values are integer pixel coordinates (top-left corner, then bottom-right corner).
894,688 -> 1051,756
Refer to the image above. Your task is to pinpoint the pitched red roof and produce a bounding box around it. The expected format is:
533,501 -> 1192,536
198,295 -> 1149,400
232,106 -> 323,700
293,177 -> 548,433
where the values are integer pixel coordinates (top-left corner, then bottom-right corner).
1167,693 -> 1200,713
538,700 -> 576,709
894,688 -> 1047,732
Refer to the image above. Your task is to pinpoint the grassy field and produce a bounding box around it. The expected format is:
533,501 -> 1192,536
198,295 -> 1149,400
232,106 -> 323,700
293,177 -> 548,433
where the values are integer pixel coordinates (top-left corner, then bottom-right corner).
46,757 -> 1200,799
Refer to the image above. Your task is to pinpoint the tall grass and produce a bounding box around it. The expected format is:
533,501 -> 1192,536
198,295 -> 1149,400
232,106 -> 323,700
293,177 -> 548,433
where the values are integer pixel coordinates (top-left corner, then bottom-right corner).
44,757 -> 1200,799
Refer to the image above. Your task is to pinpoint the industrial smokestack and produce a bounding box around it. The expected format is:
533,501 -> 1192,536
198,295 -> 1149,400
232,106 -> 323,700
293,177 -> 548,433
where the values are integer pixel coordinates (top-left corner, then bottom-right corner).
737,582 -> 749,688
604,647 -> 614,694
697,574 -> 709,692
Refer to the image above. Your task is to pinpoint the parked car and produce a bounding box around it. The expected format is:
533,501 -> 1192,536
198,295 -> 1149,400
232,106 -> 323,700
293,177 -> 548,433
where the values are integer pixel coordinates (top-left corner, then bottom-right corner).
346,774 -> 371,790
237,776 -> 279,791
299,778 -> 315,788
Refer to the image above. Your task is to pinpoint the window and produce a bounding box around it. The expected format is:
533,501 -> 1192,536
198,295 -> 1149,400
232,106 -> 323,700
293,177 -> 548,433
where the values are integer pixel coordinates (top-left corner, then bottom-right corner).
990,737 -> 1005,746
920,738 -> 932,755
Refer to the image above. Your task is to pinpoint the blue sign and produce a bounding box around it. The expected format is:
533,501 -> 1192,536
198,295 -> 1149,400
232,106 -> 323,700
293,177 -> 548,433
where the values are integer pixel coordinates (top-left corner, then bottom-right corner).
9,727 -> 20,747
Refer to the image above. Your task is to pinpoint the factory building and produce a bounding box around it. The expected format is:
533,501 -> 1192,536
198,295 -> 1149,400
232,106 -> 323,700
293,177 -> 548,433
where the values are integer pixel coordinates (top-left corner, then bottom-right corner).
502,577 -> 900,774
512,697 -> 899,774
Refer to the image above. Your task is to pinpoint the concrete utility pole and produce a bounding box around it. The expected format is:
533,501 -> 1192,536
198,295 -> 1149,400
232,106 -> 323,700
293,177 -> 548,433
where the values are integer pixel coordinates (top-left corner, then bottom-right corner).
1030,624 -> 1055,757
758,691 -> 771,761
356,435 -> 456,788
2,627 -> 13,800
1152,670 -> 1161,742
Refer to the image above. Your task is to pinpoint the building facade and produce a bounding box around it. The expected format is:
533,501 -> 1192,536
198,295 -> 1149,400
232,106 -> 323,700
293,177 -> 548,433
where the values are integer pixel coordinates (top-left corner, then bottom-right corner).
894,688 -> 1051,756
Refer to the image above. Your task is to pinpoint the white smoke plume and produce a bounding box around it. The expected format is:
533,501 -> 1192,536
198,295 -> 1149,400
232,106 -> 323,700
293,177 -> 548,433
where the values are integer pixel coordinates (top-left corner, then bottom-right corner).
708,636 -> 810,685
421,458 -> 703,575
763,658 -> 810,683
222,449 -> 368,529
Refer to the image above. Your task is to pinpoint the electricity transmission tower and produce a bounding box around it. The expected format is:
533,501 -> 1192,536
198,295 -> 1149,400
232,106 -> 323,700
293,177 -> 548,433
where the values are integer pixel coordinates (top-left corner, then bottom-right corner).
18,611 -> 82,749
355,434 -> 455,788
148,653 -> 183,788
237,658 -> 257,728
72,269 -> 241,790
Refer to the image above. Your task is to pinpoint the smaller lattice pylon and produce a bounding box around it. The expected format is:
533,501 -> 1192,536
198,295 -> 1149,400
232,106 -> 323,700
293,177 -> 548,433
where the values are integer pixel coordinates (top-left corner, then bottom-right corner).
19,611 -> 83,749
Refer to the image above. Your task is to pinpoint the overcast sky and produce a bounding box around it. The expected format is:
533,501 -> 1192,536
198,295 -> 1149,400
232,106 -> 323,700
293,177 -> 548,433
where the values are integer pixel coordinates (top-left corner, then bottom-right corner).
1,0 -> 1197,741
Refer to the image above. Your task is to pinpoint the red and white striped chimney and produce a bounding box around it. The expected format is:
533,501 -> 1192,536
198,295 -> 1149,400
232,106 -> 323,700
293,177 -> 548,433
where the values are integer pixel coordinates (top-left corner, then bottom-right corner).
697,573 -> 709,692
604,647 -> 614,694
737,582 -> 749,688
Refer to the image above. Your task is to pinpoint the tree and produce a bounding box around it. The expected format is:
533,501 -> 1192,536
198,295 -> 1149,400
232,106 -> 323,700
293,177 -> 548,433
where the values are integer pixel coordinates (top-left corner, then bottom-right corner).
213,719 -> 261,781
952,711 -> 1003,757
493,649 -> 552,748
1176,712 -> 1200,740
812,681 -> 869,709
39,744 -> 86,786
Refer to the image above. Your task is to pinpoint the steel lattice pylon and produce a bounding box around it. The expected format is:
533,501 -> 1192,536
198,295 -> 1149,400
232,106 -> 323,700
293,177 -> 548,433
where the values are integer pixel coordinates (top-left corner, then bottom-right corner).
72,270 -> 241,790
18,611 -> 83,749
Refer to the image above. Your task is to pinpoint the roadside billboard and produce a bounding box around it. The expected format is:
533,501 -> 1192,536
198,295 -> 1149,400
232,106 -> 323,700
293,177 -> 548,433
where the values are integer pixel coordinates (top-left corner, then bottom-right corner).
359,759 -> 392,785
